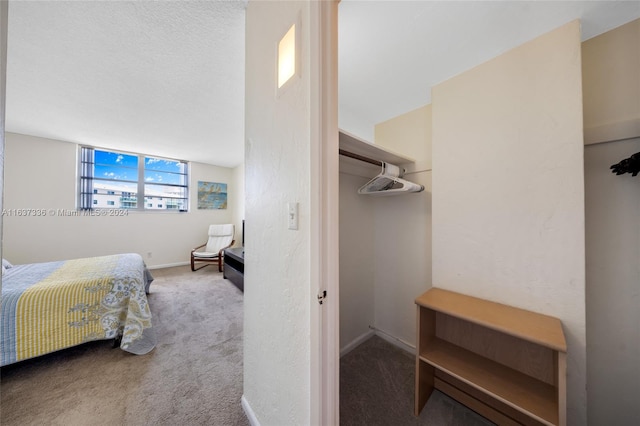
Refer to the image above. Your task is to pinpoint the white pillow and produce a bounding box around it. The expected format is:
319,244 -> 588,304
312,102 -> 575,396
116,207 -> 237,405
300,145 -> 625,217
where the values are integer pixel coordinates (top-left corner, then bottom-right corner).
2,258 -> 12,269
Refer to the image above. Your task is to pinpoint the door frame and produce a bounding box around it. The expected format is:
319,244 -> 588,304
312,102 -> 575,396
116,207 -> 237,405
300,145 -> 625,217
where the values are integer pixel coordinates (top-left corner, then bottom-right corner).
309,0 -> 339,424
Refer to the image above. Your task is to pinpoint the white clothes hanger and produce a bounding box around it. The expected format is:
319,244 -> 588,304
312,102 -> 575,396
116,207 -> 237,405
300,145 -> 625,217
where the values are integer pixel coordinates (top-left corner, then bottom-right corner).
357,162 -> 424,196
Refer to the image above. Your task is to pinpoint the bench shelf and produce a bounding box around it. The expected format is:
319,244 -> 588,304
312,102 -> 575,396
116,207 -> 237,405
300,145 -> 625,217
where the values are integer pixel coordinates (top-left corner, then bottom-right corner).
415,288 -> 566,426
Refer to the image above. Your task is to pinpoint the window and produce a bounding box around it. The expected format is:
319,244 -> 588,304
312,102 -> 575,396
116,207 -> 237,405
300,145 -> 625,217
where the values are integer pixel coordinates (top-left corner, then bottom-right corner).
79,147 -> 189,211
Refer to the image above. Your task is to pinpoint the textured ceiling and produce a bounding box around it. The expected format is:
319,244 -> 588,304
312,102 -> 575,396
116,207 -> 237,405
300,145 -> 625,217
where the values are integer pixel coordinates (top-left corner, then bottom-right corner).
6,0 -> 246,167
5,1 -> 640,167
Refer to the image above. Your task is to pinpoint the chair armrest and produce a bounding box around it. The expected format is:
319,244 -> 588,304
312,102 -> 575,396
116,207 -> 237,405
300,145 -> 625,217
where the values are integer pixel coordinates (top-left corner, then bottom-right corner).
218,240 -> 236,257
191,243 -> 206,254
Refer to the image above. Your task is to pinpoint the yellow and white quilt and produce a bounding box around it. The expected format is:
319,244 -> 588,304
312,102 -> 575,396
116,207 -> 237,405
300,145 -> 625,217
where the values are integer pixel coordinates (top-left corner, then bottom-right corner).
1,253 -> 155,366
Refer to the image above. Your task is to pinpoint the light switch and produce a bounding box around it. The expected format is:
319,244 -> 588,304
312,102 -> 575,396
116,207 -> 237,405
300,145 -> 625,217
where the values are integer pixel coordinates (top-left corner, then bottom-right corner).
288,202 -> 298,230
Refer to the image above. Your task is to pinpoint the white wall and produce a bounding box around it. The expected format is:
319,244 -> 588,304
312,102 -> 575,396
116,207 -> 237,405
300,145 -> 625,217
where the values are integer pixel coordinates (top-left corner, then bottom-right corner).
584,138 -> 640,425
339,172 -> 375,352
432,20 -> 586,425
371,173 -> 431,348
338,104 -> 374,143
3,133 -> 239,268
582,18 -> 640,425
339,104 -> 432,354
339,172 -> 432,354
244,1 -> 315,424
1,0 -> 7,279
231,162 -> 245,247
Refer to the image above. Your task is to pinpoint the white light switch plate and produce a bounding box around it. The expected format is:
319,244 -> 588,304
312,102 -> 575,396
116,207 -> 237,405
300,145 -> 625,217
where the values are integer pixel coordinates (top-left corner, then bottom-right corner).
288,202 -> 298,230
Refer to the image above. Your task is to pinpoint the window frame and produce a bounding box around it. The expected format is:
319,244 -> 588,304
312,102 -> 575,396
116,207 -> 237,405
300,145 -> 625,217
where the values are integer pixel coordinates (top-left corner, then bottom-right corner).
78,146 -> 190,212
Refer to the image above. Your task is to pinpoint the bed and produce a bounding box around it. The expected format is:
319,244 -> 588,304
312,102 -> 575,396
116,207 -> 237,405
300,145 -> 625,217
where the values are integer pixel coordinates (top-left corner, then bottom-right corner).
1,253 -> 156,367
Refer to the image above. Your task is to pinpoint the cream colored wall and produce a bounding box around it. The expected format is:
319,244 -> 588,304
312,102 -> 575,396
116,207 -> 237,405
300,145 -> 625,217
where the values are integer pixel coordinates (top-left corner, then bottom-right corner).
432,20 -> 586,425
372,104 -> 432,348
582,18 -> 640,145
375,105 -> 432,173
3,133 -> 237,268
582,18 -> 640,425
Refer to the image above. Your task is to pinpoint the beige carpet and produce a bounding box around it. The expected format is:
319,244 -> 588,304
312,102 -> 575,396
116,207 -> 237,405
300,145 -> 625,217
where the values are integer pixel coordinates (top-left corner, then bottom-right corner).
0,265 -> 249,426
3,265 -> 498,426
340,336 -> 496,426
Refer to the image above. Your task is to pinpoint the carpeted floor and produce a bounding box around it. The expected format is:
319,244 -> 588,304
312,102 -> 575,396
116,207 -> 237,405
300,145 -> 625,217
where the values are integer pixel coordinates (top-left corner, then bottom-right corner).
340,335 -> 495,426
1,265 -> 249,426
2,265 -> 494,426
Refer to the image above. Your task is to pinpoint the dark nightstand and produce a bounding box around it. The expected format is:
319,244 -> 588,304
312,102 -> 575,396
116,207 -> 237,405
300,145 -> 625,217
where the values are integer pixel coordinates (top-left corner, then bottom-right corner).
223,247 -> 244,292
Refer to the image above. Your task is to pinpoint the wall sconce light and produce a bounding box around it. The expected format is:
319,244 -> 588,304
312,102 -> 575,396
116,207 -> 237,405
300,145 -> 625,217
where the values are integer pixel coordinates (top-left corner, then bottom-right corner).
278,23 -> 297,90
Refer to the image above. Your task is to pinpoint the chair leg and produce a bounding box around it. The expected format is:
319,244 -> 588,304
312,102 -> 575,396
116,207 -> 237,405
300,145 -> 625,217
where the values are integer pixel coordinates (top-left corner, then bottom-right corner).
192,262 -> 209,271
192,255 -> 210,271
218,256 -> 223,273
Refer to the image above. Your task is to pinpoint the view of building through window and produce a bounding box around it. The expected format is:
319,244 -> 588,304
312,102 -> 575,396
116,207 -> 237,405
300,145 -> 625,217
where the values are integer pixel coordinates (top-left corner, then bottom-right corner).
80,148 -> 188,211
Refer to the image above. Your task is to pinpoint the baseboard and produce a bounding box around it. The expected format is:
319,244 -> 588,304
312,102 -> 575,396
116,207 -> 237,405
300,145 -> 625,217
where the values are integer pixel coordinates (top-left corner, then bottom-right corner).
147,261 -> 190,270
340,326 -> 416,358
245,330 -> 413,424
340,329 -> 375,357
372,327 -> 416,356
241,395 -> 261,426
584,117 -> 640,145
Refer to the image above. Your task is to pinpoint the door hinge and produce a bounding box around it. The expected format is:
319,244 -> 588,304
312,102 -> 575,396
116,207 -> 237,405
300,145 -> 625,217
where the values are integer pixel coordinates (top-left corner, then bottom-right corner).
317,290 -> 327,305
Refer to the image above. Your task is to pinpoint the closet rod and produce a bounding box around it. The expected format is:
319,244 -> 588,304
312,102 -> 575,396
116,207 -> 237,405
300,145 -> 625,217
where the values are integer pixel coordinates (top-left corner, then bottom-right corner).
339,149 -> 382,167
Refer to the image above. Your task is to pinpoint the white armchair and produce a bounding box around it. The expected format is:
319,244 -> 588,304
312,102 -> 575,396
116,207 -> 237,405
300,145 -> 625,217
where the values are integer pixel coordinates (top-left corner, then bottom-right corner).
191,224 -> 235,272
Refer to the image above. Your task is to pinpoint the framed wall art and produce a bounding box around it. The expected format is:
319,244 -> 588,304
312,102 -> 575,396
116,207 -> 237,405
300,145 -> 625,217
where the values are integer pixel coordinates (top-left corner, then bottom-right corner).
197,181 -> 227,209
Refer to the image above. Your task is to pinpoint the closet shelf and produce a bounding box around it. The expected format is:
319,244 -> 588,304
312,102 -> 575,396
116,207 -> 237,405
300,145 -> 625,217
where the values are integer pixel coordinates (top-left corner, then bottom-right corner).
420,338 -> 558,425
339,130 -> 415,178
415,288 -> 567,425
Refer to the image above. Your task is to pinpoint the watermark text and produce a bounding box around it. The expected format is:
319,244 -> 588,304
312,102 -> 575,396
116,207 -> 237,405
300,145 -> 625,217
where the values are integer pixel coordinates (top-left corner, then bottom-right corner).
2,209 -> 129,217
